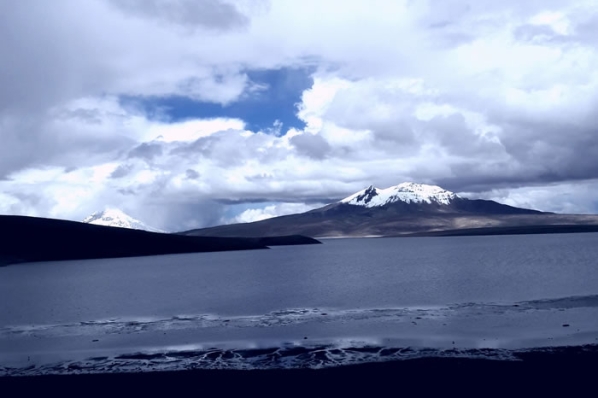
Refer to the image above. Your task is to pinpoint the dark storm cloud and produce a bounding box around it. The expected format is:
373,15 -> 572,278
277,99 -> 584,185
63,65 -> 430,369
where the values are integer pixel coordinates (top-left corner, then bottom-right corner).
0,2 -> 118,115
492,111 -> 598,180
128,142 -> 164,161
290,133 -> 331,159
185,169 -> 200,179
110,164 -> 134,179
117,188 -> 138,196
424,114 -> 504,157
437,164 -> 542,193
108,0 -> 251,31
435,118 -> 598,194
0,2 -> 137,177
367,121 -> 417,149
142,200 -> 227,231
0,116 -> 36,178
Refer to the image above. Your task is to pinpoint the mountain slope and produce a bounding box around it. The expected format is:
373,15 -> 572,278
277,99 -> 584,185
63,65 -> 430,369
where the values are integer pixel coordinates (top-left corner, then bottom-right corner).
83,208 -> 164,233
0,215 -> 269,266
182,182 -> 598,238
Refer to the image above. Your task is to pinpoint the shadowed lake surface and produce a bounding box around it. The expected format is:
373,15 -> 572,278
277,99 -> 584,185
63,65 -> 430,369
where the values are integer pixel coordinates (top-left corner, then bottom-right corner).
2,233 -> 598,374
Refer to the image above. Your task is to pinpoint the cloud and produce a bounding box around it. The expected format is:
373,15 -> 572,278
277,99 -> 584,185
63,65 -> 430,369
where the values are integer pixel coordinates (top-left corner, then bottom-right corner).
185,169 -> 200,179
290,132 -> 331,159
228,203 -> 323,224
461,180 -> 598,214
110,164 -> 135,179
2,0 -> 598,229
128,143 -> 164,161
108,0 -> 251,31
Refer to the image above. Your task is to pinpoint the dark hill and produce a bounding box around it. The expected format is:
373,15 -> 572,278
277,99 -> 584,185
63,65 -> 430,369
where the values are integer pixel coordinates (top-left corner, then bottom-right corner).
0,215 -> 270,266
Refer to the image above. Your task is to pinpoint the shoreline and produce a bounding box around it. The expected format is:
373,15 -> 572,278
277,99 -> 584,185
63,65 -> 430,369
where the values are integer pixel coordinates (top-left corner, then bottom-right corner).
3,294 -> 598,376
316,225 -> 598,240
2,346 -> 598,393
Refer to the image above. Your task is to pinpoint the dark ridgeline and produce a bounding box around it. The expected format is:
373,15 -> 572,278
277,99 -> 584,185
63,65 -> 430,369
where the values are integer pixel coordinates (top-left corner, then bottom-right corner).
0,215 -> 320,266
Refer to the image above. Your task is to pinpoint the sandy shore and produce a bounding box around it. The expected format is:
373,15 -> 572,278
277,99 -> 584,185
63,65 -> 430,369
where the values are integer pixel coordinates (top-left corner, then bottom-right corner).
2,346 -> 597,394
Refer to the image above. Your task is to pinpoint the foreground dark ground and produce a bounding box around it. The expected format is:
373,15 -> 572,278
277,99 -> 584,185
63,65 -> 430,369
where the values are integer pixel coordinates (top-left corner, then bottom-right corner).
2,347 -> 597,395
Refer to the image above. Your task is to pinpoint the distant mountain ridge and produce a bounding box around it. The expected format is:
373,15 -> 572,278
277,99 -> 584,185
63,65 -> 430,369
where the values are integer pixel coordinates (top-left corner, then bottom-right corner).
181,182 -> 598,238
83,208 -> 164,233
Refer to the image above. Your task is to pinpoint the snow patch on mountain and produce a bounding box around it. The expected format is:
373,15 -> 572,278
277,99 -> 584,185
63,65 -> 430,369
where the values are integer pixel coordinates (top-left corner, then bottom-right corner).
340,182 -> 458,207
82,208 -> 164,233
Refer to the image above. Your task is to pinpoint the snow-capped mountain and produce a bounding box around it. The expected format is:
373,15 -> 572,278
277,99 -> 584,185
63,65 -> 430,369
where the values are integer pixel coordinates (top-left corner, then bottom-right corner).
182,181 -> 549,238
340,182 -> 457,207
333,181 -> 546,217
82,208 -> 164,233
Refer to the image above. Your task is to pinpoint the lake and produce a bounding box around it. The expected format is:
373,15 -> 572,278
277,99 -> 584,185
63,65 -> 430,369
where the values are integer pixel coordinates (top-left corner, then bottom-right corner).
2,233 -> 598,374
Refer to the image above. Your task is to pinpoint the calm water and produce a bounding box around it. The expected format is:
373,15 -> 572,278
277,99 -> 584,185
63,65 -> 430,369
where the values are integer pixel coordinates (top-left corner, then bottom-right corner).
1,233 -> 598,327
2,233 -> 598,374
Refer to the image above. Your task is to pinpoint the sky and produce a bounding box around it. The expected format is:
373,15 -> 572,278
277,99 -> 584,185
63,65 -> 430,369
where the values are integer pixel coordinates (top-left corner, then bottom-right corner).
1,0 -> 598,231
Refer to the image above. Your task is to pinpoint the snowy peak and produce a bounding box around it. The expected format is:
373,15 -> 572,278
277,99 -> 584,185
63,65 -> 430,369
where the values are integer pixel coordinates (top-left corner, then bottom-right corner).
82,208 -> 164,233
340,182 -> 458,208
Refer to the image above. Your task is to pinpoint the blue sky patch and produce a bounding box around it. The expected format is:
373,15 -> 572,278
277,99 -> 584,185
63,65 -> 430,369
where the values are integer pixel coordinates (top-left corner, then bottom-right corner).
122,67 -> 313,133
